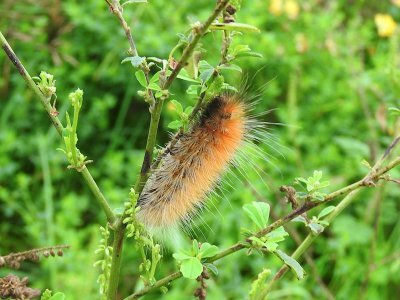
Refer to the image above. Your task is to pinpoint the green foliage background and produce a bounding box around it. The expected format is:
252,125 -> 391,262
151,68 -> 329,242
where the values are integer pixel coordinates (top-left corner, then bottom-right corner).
1,0 -> 400,299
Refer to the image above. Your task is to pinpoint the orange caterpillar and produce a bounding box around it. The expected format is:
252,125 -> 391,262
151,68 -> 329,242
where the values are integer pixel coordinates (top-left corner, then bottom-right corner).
137,93 -> 265,230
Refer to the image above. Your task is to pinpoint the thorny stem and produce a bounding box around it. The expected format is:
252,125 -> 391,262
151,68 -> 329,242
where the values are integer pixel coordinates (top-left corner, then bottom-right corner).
0,31 -> 117,226
128,147 -> 400,298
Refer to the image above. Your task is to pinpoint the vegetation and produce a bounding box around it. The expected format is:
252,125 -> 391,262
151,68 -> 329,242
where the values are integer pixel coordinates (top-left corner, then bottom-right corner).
1,0 -> 400,299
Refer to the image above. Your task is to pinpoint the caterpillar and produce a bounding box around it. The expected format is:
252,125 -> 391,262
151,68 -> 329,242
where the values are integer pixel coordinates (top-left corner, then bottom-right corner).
136,92 -> 274,231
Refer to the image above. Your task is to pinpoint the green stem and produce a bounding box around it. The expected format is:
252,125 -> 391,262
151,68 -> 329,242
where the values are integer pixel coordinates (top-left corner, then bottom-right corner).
123,271 -> 182,300
134,98 -> 164,191
107,224 -> 125,300
71,106 -> 80,164
0,31 -> 117,225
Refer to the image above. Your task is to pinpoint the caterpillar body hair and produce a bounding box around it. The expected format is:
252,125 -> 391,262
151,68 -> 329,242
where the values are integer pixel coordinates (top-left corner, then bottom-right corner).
137,92 -> 275,231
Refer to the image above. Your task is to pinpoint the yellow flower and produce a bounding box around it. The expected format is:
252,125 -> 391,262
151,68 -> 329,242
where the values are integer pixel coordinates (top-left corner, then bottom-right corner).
269,0 -> 283,16
285,0 -> 299,20
374,14 -> 397,37
392,0 -> 400,7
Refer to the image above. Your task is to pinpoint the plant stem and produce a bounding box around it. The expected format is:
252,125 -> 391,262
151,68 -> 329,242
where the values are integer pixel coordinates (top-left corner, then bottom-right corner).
107,223 -> 125,300
123,272 -> 182,300
0,31 -> 116,225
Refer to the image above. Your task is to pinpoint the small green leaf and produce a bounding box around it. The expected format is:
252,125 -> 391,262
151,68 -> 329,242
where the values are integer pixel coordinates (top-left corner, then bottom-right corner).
219,64 -> 242,73
265,241 -> 278,252
204,263 -> 218,276
122,56 -> 145,67
186,84 -> 201,95
170,100 -> 183,115
48,293 -> 66,300
168,120 -> 182,129
184,106 -> 194,115
318,206 -> 336,219
210,22 -> 260,33
192,239 -> 200,255
135,70 -> 147,87
180,257 -> 203,279
274,250 -> 305,280
243,202 -> 270,230
199,243 -> 219,259
292,215 -> 307,224
177,68 -> 201,83
307,222 -> 325,234
236,51 -> 263,58
148,83 -> 162,91
199,60 -> 215,83
173,252 -> 192,261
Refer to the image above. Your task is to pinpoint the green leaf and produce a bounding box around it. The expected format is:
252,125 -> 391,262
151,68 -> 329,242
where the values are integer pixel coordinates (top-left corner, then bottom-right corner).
173,252 -> 192,261
184,106 -> 194,115
168,120 -> 182,129
177,68 -> 201,83
135,70 -> 147,87
204,263 -> 218,276
292,215 -> 307,224
170,100 -> 183,115
199,243 -> 219,259
148,83 -> 162,91
209,22 -> 260,33
199,60 -> 215,83
236,51 -> 263,58
265,241 -> 278,252
48,293 -> 66,300
307,222 -> 325,234
206,75 -> 224,96
243,202 -> 270,230
180,257 -> 203,279
274,250 -> 305,280
318,206 -> 336,219
149,71 -> 160,84
266,226 -> 288,243
186,84 -> 201,95
121,56 -> 145,67
219,64 -> 242,73
192,239 -> 200,255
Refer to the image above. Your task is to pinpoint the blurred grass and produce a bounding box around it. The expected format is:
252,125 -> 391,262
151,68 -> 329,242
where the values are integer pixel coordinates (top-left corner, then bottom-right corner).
1,0 -> 400,299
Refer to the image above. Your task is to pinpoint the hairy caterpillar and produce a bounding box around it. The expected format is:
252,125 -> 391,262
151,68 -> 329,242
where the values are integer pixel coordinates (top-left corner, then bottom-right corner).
137,92 -> 274,230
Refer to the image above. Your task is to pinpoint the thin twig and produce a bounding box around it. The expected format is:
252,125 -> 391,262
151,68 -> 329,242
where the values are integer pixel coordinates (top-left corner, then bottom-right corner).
0,31 -> 117,225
